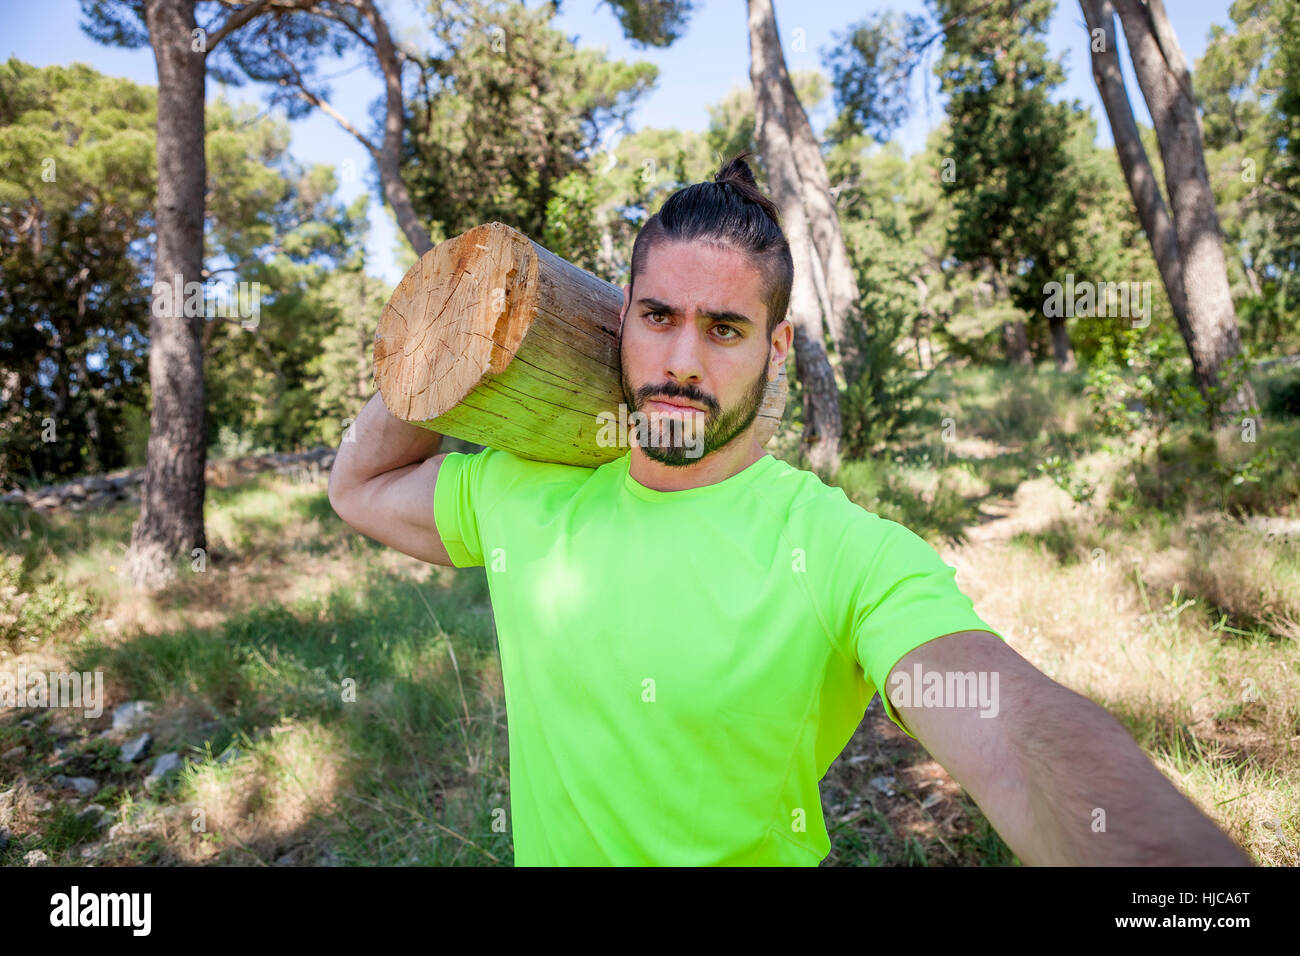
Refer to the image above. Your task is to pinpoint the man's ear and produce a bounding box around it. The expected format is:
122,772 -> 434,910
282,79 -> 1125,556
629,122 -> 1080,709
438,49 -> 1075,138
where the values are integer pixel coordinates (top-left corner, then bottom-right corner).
768,318 -> 793,380
619,283 -> 631,328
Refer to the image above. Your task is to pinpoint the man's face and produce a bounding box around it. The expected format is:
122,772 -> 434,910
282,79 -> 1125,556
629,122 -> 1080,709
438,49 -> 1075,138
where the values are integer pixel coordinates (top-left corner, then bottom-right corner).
618,239 -> 778,467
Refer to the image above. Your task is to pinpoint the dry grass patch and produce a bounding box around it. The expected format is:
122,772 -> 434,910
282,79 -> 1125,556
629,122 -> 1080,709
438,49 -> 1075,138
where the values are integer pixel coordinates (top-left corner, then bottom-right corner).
941,514 -> 1299,866
170,719 -> 346,865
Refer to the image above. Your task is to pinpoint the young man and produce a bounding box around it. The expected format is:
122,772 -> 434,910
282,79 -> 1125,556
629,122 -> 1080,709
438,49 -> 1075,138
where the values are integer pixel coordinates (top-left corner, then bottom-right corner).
328,156 -> 1251,867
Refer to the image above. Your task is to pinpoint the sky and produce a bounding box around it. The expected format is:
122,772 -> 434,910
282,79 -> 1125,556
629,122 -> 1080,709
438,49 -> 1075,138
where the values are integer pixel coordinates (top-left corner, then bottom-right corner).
2,0 -> 1240,285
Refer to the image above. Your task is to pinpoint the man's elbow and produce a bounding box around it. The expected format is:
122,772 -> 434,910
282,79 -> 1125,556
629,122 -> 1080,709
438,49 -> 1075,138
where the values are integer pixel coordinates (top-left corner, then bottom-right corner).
327,470 -> 356,523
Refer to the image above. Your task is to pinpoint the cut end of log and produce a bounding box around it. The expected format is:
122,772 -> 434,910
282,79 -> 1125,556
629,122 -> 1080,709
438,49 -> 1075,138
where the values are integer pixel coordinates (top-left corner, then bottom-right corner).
375,222 -> 536,423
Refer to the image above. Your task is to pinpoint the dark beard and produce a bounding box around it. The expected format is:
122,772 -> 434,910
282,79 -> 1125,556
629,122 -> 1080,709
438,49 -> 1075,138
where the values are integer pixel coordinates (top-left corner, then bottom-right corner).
619,334 -> 770,468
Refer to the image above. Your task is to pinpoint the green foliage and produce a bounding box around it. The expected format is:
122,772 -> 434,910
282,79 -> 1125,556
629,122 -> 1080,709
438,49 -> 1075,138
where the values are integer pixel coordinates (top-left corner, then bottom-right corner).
1260,368 -> 1300,417
213,424 -> 272,461
0,59 -> 368,483
933,0 -> 1070,276
402,0 -> 655,243
0,59 -> 155,486
200,102 -> 372,456
1107,425 -> 1299,517
840,311 -> 929,458
923,0 -> 1146,368
541,171 -> 603,271
0,550 -> 97,649
600,0 -> 697,48
1198,0 -> 1300,355
1084,329 -> 1214,453
825,11 -> 929,144
823,137 -> 941,453
1085,327 -> 1262,454
40,803 -> 103,856
1080,329 -> 1293,516
835,456 -> 972,544
982,370 -> 1057,442
1028,110 -> 1160,365
581,72 -> 826,284
1036,454 -> 1096,506
299,246 -> 390,449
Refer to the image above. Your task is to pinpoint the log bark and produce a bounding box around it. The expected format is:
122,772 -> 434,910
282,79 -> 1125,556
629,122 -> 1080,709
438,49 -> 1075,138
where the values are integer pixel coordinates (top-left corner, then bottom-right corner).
374,222 -> 788,467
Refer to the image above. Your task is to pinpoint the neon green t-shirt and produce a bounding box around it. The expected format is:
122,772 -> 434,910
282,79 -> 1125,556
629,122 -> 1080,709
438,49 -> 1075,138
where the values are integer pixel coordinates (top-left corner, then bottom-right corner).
433,446 -> 1001,866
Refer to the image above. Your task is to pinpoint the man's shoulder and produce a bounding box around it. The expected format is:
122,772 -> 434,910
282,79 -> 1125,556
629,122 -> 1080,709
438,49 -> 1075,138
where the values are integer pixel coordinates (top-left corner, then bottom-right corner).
757,456 -> 917,548
758,456 -> 881,518
472,445 -> 600,473
461,445 -> 609,491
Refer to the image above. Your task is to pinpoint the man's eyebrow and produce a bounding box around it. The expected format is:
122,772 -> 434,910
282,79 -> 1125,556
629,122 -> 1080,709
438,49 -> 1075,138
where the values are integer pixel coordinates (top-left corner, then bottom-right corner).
636,297 -> 755,327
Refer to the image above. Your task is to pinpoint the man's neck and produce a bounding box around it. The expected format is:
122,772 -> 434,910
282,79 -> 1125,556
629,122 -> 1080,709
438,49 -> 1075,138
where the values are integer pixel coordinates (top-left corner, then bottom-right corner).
626,433 -> 767,493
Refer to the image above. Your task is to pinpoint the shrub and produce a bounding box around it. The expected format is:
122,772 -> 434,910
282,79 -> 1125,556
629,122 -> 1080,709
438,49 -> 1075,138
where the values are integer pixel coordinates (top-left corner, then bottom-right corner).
841,307 -> 929,458
0,550 -> 96,648
1261,370 -> 1300,419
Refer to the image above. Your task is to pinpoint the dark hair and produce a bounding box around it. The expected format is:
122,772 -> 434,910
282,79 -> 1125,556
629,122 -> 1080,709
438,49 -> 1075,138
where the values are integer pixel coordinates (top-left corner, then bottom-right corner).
629,152 -> 793,337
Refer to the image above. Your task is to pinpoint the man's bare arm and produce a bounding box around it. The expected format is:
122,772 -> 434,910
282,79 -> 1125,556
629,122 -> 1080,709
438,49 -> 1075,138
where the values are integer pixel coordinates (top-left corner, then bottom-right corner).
328,392 -> 458,567
888,631 -> 1253,866
329,392 -> 442,499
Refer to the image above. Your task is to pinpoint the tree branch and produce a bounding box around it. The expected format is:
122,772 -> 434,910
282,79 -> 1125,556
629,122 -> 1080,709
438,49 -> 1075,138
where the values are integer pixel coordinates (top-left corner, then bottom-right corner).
272,47 -> 380,155
1143,0 -> 1199,107
306,3 -> 377,51
207,0 -> 271,52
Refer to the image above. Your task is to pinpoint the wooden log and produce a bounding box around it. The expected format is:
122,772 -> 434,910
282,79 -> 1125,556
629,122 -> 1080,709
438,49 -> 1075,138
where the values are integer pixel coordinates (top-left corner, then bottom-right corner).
373,221 -> 788,468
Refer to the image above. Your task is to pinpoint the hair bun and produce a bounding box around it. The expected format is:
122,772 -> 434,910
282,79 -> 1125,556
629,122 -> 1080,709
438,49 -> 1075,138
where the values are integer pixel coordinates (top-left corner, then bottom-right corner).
712,151 -> 780,226
714,152 -> 760,190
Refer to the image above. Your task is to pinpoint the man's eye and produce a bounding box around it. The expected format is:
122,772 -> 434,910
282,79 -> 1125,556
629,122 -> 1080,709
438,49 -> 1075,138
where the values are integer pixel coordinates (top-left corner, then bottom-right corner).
645,311 -> 668,323
714,324 -> 739,339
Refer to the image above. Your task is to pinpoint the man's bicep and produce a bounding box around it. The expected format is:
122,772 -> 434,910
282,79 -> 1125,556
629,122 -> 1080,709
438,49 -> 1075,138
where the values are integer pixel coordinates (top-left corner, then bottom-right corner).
331,453 -> 463,566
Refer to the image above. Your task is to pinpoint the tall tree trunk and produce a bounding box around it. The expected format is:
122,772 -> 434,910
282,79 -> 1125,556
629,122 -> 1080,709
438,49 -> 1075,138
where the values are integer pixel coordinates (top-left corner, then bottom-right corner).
911,275 -> 934,371
1110,0 -> 1257,415
1003,321 -> 1031,366
81,352 -> 102,473
1049,315 -> 1077,371
991,268 -> 1031,366
128,0 -> 208,590
746,0 -> 863,386
1080,1 -> 1196,369
747,0 -> 841,477
357,268 -> 371,402
358,0 -> 434,257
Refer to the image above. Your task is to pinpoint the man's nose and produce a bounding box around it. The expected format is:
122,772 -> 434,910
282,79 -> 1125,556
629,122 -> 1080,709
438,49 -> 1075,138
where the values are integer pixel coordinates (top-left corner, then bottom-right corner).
663,318 -> 705,388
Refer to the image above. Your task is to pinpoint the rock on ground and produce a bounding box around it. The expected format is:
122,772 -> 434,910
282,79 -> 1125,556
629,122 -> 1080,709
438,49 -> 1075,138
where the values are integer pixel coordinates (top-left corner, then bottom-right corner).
120,732 -> 152,763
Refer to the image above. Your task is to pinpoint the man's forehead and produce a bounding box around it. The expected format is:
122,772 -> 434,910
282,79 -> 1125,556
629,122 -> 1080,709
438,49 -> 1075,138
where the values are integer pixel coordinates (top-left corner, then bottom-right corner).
635,240 -> 767,318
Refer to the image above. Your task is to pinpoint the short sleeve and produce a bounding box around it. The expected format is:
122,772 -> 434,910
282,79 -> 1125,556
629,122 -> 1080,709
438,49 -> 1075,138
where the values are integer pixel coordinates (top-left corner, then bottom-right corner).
850,520 -> 1003,739
432,447 -> 519,568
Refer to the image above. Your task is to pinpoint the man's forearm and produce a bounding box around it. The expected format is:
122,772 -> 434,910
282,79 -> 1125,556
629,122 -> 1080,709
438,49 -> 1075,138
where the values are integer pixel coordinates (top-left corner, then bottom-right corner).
1001,685 -> 1252,865
329,392 -> 443,498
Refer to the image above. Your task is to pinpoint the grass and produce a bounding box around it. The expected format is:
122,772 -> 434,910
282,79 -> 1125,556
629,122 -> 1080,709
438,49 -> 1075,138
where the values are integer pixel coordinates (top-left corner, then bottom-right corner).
1,361 -> 1296,866
0,469 -> 512,866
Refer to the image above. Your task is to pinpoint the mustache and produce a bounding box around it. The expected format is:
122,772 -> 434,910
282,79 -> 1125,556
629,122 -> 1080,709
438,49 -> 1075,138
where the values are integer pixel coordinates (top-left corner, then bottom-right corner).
638,386 -> 716,411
